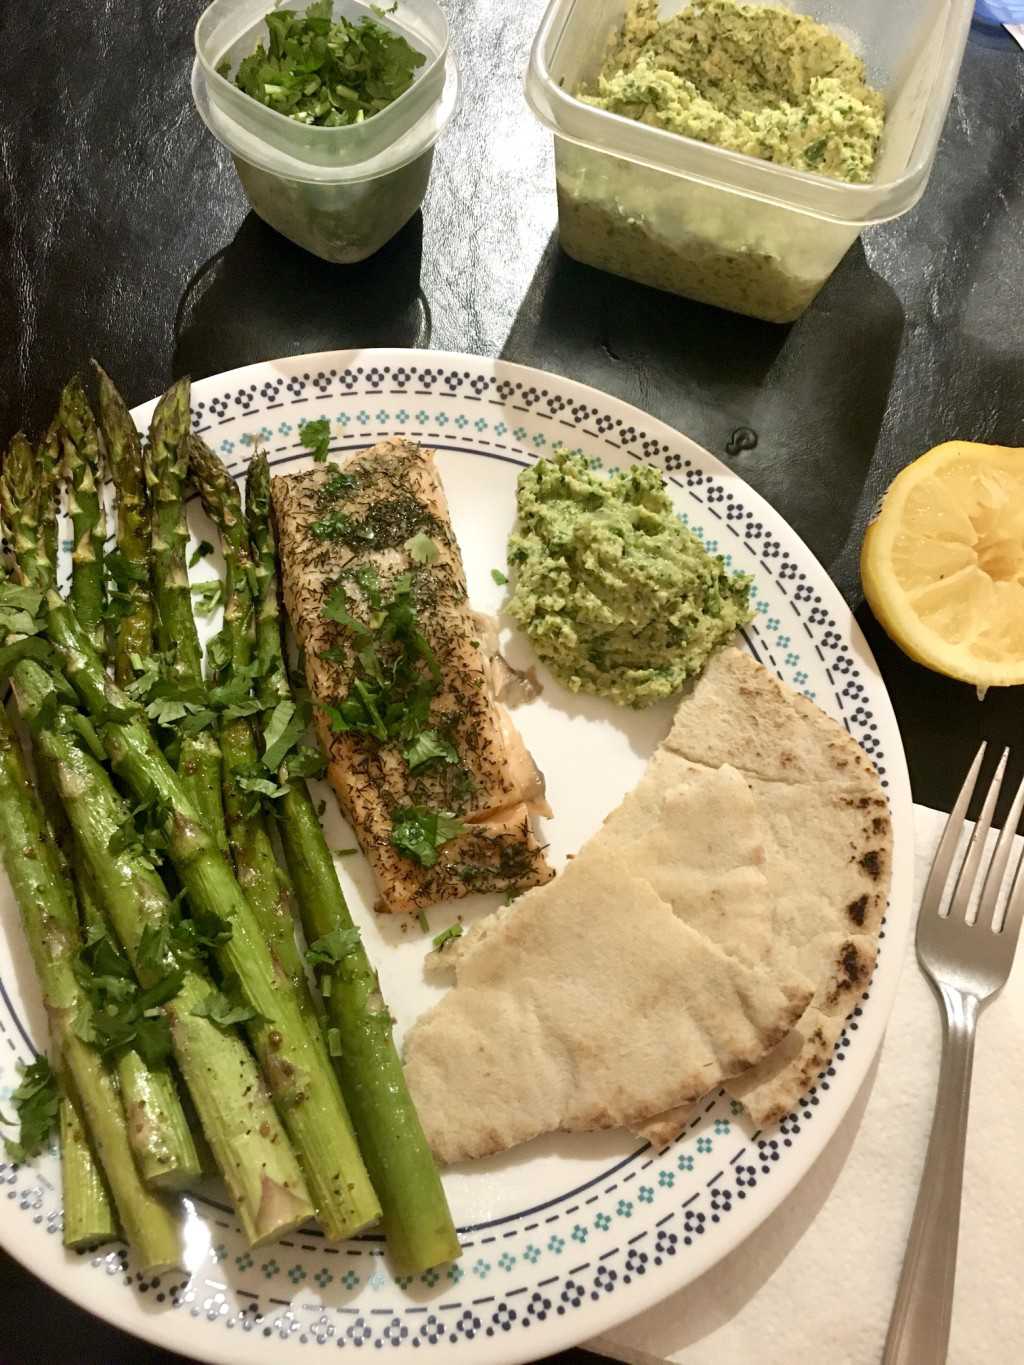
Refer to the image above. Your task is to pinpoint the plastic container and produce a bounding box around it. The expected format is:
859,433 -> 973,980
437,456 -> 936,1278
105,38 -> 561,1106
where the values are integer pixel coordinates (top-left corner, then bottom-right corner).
192,0 -> 458,263
525,0 -> 974,322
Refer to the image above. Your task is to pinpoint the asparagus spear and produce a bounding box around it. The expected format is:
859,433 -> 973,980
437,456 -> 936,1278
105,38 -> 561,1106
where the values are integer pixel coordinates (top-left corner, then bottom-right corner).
0,434 -> 46,585
93,363 -> 154,688
187,435 -> 320,1031
0,704 -> 181,1273
75,859 -> 202,1190
147,379 -> 227,853
37,419 -> 62,580
57,378 -> 108,654
12,670 -> 315,1246
2,441 -> 116,1247
44,597 -> 382,1240
2,435 -> 201,1194
246,451 -> 460,1272
60,1074 -> 119,1250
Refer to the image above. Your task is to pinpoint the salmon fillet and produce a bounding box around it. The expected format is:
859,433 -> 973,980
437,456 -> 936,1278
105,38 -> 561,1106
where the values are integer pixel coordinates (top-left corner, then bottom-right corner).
272,438 -> 554,913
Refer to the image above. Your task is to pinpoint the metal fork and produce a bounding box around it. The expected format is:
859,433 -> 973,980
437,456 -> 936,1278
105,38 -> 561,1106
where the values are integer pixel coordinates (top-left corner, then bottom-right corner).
883,744 -> 1024,1365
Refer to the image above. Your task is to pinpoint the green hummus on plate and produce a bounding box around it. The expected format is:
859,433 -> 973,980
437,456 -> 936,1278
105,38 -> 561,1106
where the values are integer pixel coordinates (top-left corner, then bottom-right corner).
505,448 -> 753,708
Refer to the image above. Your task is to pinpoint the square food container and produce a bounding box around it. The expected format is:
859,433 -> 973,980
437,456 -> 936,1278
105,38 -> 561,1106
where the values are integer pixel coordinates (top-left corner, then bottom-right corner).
525,0 -> 974,322
192,0 -> 458,263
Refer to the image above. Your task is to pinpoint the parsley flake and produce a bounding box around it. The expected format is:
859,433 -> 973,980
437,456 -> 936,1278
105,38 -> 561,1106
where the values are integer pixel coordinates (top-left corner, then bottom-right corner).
490,568 -> 508,586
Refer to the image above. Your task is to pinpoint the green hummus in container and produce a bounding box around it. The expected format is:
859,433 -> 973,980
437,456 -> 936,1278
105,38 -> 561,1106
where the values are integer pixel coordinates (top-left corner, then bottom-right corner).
505,448 -> 753,708
551,0 -> 887,322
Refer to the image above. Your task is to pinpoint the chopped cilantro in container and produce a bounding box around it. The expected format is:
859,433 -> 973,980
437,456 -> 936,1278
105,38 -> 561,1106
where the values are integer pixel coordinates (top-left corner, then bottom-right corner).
220,1 -> 426,127
192,0 -> 456,264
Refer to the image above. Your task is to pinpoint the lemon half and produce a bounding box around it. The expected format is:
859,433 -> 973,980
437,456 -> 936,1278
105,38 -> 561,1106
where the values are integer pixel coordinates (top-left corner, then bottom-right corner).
861,441 -> 1024,688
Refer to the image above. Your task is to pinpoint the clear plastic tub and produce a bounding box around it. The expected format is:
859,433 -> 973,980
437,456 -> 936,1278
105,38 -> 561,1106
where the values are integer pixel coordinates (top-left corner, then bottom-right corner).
192,0 -> 458,263
525,0 -> 974,322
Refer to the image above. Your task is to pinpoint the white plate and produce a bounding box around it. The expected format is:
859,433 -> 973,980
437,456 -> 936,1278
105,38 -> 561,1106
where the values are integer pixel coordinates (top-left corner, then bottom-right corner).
0,350 -> 913,1364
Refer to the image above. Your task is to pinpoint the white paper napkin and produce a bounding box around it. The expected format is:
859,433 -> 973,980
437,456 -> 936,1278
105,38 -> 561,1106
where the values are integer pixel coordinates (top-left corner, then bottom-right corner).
590,804 -> 1024,1365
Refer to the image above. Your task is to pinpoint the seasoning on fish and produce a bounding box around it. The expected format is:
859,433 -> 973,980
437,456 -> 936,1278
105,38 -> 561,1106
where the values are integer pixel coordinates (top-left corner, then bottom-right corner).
272,439 -> 554,913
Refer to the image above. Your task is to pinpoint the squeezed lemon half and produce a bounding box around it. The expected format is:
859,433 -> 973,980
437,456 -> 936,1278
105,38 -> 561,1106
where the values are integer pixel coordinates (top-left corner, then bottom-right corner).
861,441 -> 1024,688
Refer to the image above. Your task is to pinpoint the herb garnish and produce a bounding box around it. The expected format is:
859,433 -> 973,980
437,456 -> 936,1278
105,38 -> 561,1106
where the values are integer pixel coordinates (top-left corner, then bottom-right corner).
190,579 -> 224,616
402,728 -> 458,771
191,981 -> 260,1030
300,416 -> 331,462
0,583 -> 44,639
73,925 -> 182,1069
306,925 -> 362,968
391,806 -> 466,868
405,532 -> 438,565
189,540 -> 215,568
220,0 -> 426,129
321,569 -> 440,748
432,923 -> 463,951
0,1057 -> 59,1162
490,568 -> 508,586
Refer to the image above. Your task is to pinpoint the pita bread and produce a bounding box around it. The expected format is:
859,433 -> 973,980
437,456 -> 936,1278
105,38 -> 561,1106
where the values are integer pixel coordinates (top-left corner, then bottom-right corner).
403,779 -> 810,1164
624,649 -> 891,1139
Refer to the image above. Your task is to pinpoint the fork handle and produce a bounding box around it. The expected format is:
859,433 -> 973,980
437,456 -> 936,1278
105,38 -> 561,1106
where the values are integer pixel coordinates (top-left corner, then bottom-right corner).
883,984 -> 979,1365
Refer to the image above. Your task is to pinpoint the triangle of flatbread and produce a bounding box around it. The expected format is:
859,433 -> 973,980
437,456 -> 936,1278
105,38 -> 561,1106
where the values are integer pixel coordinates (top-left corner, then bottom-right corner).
626,649 -> 891,1139
404,836 -> 810,1165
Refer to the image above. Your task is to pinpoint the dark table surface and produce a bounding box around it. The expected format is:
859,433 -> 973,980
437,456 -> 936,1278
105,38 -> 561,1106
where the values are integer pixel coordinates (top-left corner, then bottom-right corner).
1,1 -> 1021,1360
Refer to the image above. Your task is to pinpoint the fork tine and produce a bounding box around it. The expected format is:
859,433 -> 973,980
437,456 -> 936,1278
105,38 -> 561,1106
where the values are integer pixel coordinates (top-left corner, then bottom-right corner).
919,742 -> 986,919
979,767 -> 1024,933
998,847 -> 1024,947
948,747 -> 1009,922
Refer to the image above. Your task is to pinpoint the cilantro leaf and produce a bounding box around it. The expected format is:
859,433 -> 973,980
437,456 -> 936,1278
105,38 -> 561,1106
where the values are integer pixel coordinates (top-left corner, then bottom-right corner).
262,699 -> 313,772
491,568 -> 508,586
236,773 -> 290,801
432,923 -> 463,950
170,909 -> 233,963
73,925 -> 182,1068
189,540 -> 215,568
322,583 -> 370,636
1,1057 -> 59,1163
299,417 -> 331,463
281,745 -> 326,781
404,532 -> 438,565
306,926 -> 362,968
322,470 -> 358,498
228,5 -> 426,129
191,988 -> 258,1030
105,551 -> 148,588
0,584 -> 43,618
390,806 -> 466,868
402,728 -> 459,771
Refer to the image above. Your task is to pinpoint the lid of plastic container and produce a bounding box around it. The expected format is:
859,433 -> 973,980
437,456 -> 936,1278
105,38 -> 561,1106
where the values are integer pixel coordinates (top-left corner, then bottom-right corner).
525,0 -> 976,227
191,51 -> 458,184
975,0 -> 1024,18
